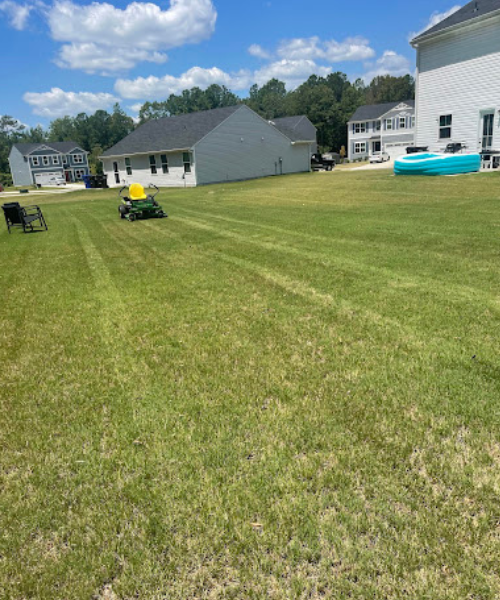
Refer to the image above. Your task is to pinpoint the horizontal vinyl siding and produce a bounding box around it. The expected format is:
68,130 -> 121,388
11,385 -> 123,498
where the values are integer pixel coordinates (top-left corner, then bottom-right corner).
8,147 -> 32,186
416,16 -> 500,151
103,152 -> 196,188
195,106 -> 310,185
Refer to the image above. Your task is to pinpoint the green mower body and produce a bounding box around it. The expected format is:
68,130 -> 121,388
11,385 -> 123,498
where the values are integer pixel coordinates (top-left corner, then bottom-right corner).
119,184 -> 167,221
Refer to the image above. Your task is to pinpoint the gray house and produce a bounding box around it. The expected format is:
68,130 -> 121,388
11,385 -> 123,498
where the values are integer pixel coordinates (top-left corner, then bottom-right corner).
100,105 -> 317,188
9,142 -> 90,186
347,100 -> 416,161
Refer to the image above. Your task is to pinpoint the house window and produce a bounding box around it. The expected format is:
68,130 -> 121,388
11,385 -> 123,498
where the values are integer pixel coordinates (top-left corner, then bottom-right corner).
411,116 -> 416,129
74,169 -> 85,180
385,119 -> 393,131
183,152 -> 192,173
354,142 -> 366,154
375,121 -> 381,132
42,156 -> 49,166
63,155 -> 68,165
149,155 -> 157,175
73,154 -> 84,164
53,155 -> 60,165
32,156 -> 40,166
354,122 -> 366,134
399,117 -> 406,129
161,154 -> 169,174
439,115 -> 452,139
125,157 -> 132,176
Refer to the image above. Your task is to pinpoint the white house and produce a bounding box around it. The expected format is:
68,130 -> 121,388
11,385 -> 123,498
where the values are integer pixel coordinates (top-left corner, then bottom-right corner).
347,101 -> 415,161
100,105 -> 317,187
412,0 -> 500,155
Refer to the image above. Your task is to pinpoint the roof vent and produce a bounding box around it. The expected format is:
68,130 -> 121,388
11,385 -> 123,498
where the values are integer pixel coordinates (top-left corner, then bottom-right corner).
474,0 -> 479,12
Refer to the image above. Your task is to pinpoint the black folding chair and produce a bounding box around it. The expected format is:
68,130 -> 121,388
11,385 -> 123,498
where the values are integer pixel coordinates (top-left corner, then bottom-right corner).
2,202 -> 48,233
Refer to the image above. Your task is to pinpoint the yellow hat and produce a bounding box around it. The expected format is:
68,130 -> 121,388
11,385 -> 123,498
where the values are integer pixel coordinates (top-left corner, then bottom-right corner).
129,183 -> 147,200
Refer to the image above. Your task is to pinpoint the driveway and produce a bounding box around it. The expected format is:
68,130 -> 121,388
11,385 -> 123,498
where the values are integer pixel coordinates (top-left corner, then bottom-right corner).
350,159 -> 395,171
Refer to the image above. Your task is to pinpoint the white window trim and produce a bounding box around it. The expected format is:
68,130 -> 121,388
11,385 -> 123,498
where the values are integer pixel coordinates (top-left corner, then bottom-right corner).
125,158 -> 132,176
354,142 -> 366,154
42,156 -> 49,166
399,117 -> 406,129
439,114 -> 452,140
354,122 -> 367,134
73,154 -> 84,164
74,169 -> 85,179
385,119 -> 393,131
32,156 -> 40,166
53,155 -> 60,165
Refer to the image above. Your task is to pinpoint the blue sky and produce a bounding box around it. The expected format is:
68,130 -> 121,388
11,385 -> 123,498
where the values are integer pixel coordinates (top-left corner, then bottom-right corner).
1,0 -> 462,127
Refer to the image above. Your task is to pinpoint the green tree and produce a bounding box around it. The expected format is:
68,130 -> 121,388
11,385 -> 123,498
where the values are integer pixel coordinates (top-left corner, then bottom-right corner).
246,79 -> 288,119
48,116 -> 76,142
365,74 -> 415,104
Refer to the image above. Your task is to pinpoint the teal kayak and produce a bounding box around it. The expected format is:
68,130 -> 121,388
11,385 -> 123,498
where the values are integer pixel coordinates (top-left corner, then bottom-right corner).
394,153 -> 481,176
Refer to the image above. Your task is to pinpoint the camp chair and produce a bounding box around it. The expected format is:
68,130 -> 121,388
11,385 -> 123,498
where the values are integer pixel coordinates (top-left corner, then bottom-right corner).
2,202 -> 48,233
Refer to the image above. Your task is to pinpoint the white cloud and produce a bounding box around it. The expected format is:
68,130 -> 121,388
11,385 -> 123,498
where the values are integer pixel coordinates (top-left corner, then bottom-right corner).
253,59 -> 331,87
410,5 -> 461,40
23,88 -> 118,118
47,0 -> 216,60
248,44 -> 272,60
115,67 -> 252,99
0,0 -> 34,29
44,0 -> 216,73
55,43 -> 167,75
362,51 -> 411,82
277,36 -> 375,62
115,58 -> 334,100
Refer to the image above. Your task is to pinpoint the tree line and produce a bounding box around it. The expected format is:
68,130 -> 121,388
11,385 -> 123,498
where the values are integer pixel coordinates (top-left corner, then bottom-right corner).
1,74 -> 414,182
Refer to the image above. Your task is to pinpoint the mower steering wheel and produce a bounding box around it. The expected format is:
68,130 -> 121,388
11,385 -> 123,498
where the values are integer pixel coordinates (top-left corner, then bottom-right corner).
148,183 -> 159,199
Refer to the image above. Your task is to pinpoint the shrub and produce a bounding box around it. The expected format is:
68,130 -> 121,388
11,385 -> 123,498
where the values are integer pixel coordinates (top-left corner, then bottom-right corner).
0,172 -> 13,187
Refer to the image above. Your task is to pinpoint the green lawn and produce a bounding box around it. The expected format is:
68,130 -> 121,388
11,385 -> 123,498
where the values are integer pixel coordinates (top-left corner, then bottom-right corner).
1,171 -> 500,599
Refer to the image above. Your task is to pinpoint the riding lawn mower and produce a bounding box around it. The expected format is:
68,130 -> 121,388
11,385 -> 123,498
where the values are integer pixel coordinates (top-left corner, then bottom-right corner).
118,183 -> 167,221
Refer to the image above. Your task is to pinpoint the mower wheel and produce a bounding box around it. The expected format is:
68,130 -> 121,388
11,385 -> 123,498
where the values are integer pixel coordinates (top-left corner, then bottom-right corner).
119,205 -> 128,219
128,213 -> 136,222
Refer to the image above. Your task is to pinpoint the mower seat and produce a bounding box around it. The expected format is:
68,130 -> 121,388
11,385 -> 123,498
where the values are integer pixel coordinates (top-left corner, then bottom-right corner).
129,183 -> 147,201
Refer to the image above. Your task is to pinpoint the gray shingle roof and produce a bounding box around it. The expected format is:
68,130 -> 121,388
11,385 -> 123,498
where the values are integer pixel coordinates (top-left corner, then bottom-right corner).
271,116 -> 316,142
412,0 -> 500,42
348,100 -> 415,123
12,141 -> 86,155
101,105 -> 242,157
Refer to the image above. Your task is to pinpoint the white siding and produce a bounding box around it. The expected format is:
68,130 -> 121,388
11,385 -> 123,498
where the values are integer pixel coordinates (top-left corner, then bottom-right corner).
103,151 -> 196,188
194,105 -> 311,185
415,15 -> 500,151
347,107 -> 415,160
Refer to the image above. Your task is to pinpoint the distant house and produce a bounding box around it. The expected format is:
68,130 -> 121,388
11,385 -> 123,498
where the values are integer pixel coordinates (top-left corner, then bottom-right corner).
9,142 -> 90,186
100,105 -> 317,188
411,0 -> 500,153
347,101 -> 415,161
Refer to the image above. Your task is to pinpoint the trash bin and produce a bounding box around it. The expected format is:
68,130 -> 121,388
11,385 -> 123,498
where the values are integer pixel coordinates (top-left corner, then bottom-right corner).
82,175 -> 91,189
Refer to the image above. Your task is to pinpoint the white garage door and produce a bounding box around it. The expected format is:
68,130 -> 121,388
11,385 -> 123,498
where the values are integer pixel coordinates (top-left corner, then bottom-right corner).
385,144 -> 410,160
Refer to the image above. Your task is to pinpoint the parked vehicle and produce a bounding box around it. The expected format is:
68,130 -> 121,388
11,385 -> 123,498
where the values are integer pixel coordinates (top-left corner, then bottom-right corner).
369,152 -> 390,164
311,153 -> 336,171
